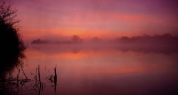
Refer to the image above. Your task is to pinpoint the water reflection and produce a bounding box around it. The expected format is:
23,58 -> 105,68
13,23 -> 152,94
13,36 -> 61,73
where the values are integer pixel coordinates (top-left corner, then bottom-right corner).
24,45 -> 178,95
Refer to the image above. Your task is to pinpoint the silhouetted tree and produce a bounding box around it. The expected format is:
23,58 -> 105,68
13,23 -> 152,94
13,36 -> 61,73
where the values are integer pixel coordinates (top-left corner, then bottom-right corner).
71,35 -> 82,43
31,39 -> 49,44
0,2 -> 26,54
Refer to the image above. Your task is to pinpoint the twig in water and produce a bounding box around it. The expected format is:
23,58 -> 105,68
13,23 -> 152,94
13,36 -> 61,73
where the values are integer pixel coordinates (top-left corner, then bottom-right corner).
21,66 -> 27,79
16,69 -> 20,87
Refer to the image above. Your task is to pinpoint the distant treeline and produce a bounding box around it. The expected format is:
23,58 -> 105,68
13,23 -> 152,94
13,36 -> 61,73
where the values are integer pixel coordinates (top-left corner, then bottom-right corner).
30,33 -> 178,54
31,35 -> 82,44
31,39 -> 73,44
31,33 -> 178,45
113,33 -> 178,45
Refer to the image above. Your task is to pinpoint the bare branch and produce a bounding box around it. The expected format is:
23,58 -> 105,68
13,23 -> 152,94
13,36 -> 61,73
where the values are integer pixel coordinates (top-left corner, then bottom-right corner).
0,2 -> 19,26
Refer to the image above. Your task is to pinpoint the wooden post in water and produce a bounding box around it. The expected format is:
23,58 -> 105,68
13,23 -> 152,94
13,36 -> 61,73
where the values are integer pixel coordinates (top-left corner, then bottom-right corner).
54,67 -> 57,94
38,65 -> 42,94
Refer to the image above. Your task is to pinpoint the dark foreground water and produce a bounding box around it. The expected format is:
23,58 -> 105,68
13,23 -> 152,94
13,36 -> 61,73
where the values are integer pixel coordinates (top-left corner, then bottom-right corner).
1,44 -> 178,95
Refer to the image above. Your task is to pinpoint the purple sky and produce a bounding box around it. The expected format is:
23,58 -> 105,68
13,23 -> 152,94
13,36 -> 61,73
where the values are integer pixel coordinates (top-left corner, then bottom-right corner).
3,0 -> 178,40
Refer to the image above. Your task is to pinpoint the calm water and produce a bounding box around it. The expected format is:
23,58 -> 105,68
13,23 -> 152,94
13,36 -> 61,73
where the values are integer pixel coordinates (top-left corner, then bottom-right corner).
3,44 -> 178,95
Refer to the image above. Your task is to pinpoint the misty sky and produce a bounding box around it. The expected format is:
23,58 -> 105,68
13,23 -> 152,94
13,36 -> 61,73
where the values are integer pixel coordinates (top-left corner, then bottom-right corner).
3,0 -> 178,40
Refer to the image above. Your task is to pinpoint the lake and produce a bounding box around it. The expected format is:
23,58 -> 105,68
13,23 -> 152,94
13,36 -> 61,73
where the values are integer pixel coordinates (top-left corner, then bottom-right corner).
1,44 -> 178,95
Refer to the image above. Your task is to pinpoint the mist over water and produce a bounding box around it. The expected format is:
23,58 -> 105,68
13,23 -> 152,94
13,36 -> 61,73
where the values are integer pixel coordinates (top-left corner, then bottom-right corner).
30,43 -> 178,55
30,33 -> 178,54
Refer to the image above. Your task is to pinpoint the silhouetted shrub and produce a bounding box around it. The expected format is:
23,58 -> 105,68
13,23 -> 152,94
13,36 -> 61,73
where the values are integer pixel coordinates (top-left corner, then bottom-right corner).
0,2 -> 26,81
